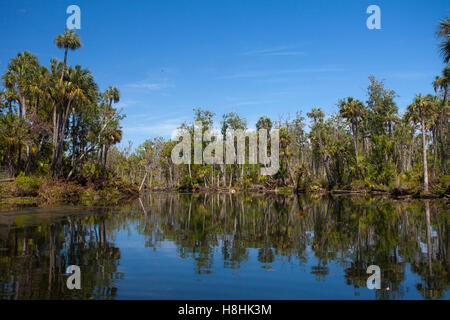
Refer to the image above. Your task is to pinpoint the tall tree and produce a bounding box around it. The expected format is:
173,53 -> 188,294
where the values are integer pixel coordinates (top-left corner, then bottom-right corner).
437,16 -> 450,63
104,86 -> 120,107
307,108 -> 337,188
2,51 -> 40,121
338,97 -> 366,165
366,76 -> 398,137
256,116 -> 273,132
101,86 -> 121,175
52,65 -> 98,175
433,66 -> 450,173
406,95 -> 432,193
54,30 -> 82,81
53,30 -> 82,175
221,112 -> 247,187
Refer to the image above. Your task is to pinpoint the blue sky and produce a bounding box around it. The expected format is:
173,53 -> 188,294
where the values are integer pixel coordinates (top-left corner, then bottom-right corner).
0,0 -> 449,148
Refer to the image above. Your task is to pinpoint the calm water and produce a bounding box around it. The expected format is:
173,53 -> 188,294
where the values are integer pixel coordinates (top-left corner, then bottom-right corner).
0,193 -> 448,300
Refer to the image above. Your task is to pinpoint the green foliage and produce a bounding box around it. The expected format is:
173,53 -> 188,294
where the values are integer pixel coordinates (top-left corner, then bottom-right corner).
14,173 -> 41,196
0,30 -> 124,181
1,17 -> 448,196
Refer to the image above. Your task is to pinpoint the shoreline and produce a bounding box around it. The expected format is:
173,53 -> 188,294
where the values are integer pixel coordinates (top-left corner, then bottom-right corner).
1,191 -> 447,210
146,184 -> 449,198
1,180 -> 448,209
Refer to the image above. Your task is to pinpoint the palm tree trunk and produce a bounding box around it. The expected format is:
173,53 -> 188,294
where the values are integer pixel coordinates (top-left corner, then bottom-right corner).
19,94 -> 27,121
102,144 -> 109,177
353,122 -> 359,165
222,164 -> 226,187
168,160 -> 173,187
60,47 -> 68,82
53,45 -> 68,175
432,128 -> 437,178
421,116 -> 429,193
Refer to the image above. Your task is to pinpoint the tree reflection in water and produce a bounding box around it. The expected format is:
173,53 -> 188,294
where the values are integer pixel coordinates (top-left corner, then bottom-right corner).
0,194 -> 448,300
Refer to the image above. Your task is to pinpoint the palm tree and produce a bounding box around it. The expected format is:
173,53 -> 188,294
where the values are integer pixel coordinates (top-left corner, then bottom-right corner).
0,113 -> 29,175
104,86 -> 120,107
433,66 -> 450,101
100,87 -> 120,175
2,51 -> 40,121
426,95 -> 441,177
2,89 -> 16,114
256,115 -> 273,132
307,108 -> 337,188
55,29 -> 82,81
338,97 -> 366,165
52,65 -> 98,175
53,30 -> 82,175
0,90 -> 5,113
407,95 -> 432,193
102,126 -> 123,174
433,66 -> 450,173
437,17 -> 450,63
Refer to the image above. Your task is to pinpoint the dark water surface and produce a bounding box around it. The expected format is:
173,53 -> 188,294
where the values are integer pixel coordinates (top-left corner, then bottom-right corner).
0,193 -> 448,300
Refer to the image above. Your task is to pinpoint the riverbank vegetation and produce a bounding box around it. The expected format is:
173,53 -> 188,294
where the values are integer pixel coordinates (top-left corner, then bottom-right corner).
105,17 -> 450,198
0,18 -> 449,205
0,30 -> 138,204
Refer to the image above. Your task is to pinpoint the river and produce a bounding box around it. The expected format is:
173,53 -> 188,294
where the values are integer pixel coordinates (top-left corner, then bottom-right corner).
0,193 -> 448,299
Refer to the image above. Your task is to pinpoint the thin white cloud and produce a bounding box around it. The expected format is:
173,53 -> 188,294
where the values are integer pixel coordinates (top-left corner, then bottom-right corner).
116,100 -> 138,109
235,101 -> 262,106
240,46 -> 305,56
126,82 -> 174,90
224,96 -> 273,107
221,67 -> 348,79
385,72 -> 432,79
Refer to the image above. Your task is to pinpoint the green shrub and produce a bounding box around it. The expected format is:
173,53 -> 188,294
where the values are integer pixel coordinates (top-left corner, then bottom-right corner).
15,173 -> 41,196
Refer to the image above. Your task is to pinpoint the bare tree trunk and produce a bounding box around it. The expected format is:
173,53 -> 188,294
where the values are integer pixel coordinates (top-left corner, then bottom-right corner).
421,116 -> 429,193
168,161 -> 173,187
222,164 -> 226,187
102,144 -> 108,177
139,171 -> 148,193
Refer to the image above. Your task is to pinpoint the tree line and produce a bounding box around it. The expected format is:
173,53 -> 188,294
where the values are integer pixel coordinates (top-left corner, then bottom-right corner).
0,30 -> 123,181
106,17 -> 449,194
0,18 -> 449,195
